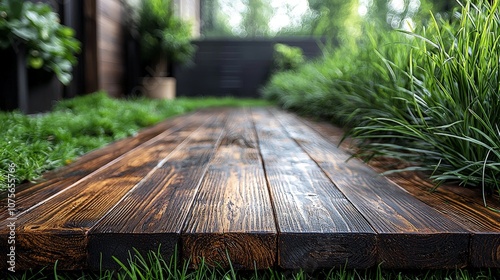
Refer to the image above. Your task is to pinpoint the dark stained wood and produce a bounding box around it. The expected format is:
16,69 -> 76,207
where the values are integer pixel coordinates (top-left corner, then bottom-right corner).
96,0 -> 124,96
182,109 -> 277,269
87,112 -> 227,269
270,108 -> 471,269
0,112 -> 213,270
251,108 -> 377,269
303,114 -> 500,268
2,107 -> 500,271
84,0 -> 98,93
372,173 -> 500,268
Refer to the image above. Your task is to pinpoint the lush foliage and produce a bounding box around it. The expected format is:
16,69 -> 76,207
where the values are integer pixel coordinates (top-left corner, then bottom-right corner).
0,0 -> 80,85
263,0 -> 500,196
138,0 -> 195,74
0,93 -> 270,190
272,43 -> 305,72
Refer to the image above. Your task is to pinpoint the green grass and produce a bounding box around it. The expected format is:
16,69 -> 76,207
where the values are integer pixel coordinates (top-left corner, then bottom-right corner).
3,248 -> 498,280
0,92 -> 270,191
262,0 -> 500,199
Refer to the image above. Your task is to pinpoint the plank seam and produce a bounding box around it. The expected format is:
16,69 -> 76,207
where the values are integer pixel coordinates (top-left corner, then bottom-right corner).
251,108 -> 281,233
179,112 -> 228,235
90,112 -> 226,235
267,108 -> 377,234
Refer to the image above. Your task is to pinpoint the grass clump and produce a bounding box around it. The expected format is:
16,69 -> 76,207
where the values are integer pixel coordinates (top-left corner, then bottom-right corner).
0,92 -> 270,190
3,248 -> 499,280
263,0 -> 500,198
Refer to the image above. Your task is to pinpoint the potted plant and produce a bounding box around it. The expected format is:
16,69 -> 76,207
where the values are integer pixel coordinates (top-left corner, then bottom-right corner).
0,0 -> 80,113
137,0 -> 195,99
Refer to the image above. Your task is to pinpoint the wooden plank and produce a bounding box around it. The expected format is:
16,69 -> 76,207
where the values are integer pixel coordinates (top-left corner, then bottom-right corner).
375,172 -> 500,268
303,115 -> 500,268
182,109 -> 277,269
87,112 -> 226,269
271,108 -> 471,269
251,108 -> 377,270
0,112 -> 214,270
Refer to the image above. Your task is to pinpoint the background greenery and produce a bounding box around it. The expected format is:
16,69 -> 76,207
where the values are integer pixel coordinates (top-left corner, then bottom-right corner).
200,0 -> 458,39
263,0 -> 499,198
0,93 -> 270,191
137,0 -> 195,75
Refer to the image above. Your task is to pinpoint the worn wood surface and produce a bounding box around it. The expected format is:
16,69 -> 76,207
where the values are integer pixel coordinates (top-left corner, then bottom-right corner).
182,109 -> 276,269
0,111 -> 211,269
304,113 -> 500,268
252,109 -> 376,269
270,109 -> 470,269
88,112 -> 226,269
1,107 -> 500,271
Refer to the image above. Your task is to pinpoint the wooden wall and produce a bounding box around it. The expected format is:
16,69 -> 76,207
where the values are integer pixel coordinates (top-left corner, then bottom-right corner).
85,0 -> 125,97
96,0 -> 125,97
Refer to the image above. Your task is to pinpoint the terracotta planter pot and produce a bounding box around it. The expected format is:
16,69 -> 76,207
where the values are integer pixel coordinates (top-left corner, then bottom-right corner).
142,77 -> 176,99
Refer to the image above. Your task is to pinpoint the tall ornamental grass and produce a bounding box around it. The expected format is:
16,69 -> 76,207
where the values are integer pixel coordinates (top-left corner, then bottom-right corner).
263,0 -> 500,197
352,0 -> 500,196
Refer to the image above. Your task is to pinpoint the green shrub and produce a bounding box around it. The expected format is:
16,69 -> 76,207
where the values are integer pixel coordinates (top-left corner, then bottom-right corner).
352,0 -> 500,195
264,0 -> 500,197
272,43 -> 306,72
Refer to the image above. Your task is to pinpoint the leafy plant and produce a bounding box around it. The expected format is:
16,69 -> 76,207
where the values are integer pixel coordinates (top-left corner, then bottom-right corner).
0,0 -> 80,85
272,43 -> 305,72
137,0 -> 195,76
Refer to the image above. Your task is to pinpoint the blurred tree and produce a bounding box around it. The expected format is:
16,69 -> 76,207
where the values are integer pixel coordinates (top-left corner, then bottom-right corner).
307,0 -> 362,45
201,0 -> 235,37
240,0 -> 273,37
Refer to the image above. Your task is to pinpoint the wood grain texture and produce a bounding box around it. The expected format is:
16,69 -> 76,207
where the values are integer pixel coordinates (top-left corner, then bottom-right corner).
251,108 -> 376,269
271,108 -> 470,269
182,109 -> 276,269
0,112 -> 212,270
0,111 -> 202,221
2,107 -> 499,271
87,113 -> 226,269
304,113 -> 500,268
373,173 -> 500,268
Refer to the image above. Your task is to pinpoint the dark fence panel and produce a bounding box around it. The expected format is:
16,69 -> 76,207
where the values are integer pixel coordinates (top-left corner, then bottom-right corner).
174,38 -> 325,98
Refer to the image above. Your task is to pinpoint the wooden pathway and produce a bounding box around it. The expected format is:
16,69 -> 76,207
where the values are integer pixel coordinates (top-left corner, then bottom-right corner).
1,107 -> 499,271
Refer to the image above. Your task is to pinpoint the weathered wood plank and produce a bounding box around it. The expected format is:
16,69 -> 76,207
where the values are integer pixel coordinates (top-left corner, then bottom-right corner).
182,109 -> 277,269
375,173 -> 500,268
87,113 -> 226,269
272,108 -> 471,269
0,111 -> 203,221
0,112 -> 215,270
303,114 -> 500,268
251,108 -> 377,270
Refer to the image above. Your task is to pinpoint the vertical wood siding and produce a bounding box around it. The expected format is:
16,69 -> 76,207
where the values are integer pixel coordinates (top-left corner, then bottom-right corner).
96,0 -> 125,97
